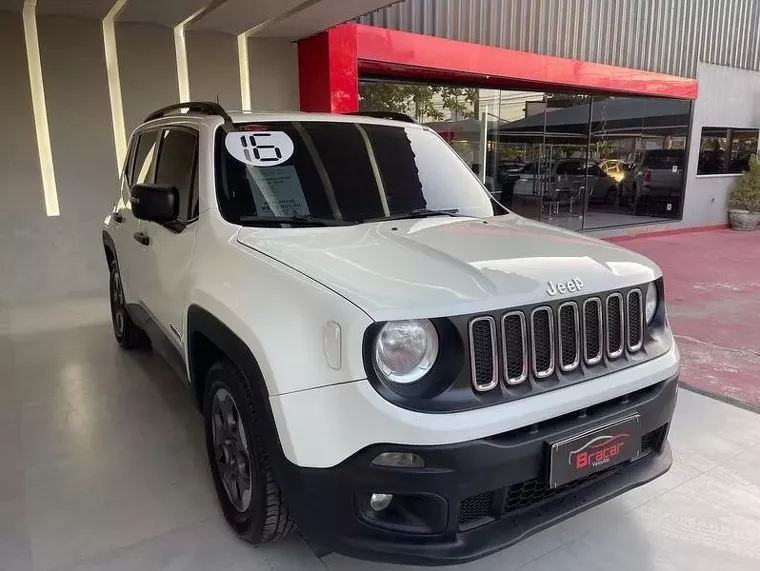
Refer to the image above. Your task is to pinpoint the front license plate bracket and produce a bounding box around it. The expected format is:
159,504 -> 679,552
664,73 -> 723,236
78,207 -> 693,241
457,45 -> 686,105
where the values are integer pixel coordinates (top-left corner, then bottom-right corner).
548,415 -> 641,488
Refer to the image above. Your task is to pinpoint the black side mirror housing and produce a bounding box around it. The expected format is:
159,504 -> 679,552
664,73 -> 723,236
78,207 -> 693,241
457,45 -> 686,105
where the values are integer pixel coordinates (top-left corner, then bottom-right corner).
130,184 -> 179,223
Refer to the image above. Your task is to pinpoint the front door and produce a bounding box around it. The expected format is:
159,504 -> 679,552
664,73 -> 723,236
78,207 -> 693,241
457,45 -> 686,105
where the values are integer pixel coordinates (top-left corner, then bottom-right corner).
137,127 -> 200,349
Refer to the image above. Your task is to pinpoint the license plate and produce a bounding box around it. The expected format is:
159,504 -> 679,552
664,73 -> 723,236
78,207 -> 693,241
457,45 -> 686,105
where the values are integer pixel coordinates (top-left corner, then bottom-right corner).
548,415 -> 641,488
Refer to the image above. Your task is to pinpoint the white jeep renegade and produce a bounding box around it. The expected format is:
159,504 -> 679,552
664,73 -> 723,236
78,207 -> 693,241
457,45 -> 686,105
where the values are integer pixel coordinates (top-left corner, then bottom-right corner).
103,102 -> 678,565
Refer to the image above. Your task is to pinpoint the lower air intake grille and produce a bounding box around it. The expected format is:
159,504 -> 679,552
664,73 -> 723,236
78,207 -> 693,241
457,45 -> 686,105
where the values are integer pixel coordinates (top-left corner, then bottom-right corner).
456,425 -> 667,530
457,492 -> 492,528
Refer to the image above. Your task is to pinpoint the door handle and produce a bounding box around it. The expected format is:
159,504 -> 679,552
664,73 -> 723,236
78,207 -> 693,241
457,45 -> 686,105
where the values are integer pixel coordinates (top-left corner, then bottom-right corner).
133,232 -> 150,246
112,213 -> 124,223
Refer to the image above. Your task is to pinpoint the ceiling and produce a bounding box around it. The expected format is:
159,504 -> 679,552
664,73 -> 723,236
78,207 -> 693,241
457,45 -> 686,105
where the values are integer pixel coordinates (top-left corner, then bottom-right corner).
0,0 -> 24,12
2,0 -> 396,39
118,0 -> 210,27
36,0 -> 114,19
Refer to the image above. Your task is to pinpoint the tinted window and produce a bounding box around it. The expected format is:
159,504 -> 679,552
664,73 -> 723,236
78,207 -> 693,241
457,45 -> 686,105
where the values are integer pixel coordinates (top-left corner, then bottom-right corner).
729,129 -> 759,172
154,129 -> 199,220
216,122 -> 495,223
129,131 -> 159,186
698,127 -> 759,174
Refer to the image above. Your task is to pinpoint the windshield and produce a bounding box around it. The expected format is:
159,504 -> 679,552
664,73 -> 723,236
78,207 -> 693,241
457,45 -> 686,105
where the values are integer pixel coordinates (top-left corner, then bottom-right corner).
215,121 -> 498,224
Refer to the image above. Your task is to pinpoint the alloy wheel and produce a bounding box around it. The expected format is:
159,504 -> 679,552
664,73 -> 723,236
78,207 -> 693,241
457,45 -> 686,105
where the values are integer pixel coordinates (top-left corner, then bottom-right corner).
110,269 -> 125,337
211,387 -> 253,512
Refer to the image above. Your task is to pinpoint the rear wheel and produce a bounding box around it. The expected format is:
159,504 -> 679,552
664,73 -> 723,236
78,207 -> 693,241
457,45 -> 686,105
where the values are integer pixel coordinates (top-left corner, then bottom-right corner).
203,359 -> 294,544
109,260 -> 149,349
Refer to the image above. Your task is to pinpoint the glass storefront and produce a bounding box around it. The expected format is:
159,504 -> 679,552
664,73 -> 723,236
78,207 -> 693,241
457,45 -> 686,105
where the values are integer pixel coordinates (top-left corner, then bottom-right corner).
358,80 -> 692,230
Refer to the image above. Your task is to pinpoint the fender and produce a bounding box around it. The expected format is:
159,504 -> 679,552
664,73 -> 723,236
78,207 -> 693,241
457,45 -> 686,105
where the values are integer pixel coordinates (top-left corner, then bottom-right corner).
186,304 -> 273,404
185,304 -> 298,481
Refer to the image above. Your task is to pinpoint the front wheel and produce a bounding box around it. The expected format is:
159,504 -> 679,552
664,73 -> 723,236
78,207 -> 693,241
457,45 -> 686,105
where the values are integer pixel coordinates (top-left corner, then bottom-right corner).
203,359 -> 295,544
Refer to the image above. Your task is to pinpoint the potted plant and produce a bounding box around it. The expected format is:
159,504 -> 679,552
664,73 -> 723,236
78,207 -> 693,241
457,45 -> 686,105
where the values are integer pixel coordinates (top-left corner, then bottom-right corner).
728,154 -> 760,231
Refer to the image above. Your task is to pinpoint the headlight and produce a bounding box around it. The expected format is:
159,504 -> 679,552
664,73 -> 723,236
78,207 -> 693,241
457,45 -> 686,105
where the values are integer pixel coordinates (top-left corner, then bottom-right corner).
645,282 -> 658,324
373,320 -> 438,384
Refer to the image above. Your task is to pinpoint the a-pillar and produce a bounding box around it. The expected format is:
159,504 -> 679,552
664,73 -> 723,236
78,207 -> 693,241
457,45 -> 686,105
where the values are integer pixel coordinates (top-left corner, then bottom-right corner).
297,23 -> 358,113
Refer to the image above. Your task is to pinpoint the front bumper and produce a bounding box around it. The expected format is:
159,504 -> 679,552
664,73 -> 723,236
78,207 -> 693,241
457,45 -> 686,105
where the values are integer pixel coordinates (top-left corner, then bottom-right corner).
276,375 -> 677,566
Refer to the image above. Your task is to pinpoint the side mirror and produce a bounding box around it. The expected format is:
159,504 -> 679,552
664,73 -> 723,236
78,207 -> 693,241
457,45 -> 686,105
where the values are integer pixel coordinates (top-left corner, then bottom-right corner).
130,183 -> 179,223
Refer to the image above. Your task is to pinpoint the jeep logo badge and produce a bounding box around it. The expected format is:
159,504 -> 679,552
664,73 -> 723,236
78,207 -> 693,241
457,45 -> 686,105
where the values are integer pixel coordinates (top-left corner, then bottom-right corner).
546,278 -> 584,296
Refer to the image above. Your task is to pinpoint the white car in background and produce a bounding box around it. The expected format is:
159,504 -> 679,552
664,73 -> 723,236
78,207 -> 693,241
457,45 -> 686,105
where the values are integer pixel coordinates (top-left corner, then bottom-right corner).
513,159 -> 619,205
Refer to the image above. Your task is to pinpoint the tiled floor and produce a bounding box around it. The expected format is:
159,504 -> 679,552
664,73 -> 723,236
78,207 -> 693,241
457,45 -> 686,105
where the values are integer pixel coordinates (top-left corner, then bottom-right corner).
1,296 -> 759,571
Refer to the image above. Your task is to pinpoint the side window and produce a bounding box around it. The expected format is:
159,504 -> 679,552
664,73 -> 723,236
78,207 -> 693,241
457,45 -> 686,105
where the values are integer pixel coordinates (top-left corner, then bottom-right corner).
154,129 -> 199,221
130,131 -> 159,186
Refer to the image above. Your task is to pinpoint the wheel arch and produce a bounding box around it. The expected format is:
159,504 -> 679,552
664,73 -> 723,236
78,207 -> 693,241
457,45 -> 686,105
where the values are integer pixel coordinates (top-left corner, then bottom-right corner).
186,304 -> 271,410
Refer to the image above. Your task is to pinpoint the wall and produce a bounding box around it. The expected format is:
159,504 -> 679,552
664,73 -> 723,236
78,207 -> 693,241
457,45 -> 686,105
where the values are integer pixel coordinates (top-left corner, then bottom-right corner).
116,22 -> 179,137
186,30 -> 241,110
0,10 -> 46,303
248,37 -> 299,111
682,62 -> 760,226
34,15 -> 117,299
0,12 -> 244,303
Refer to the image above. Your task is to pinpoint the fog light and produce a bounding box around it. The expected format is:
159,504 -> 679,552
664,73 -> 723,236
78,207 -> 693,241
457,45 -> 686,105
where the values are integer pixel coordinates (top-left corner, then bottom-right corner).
372,452 -> 425,468
369,493 -> 394,512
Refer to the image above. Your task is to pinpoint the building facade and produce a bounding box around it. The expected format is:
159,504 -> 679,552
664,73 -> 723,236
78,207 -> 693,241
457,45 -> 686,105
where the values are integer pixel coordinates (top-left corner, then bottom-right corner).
357,0 -> 760,235
2,0 -> 759,302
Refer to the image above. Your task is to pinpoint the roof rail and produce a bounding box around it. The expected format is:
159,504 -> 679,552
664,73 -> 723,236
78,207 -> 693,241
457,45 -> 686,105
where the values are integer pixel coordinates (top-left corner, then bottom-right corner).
145,101 -> 232,124
344,111 -> 416,123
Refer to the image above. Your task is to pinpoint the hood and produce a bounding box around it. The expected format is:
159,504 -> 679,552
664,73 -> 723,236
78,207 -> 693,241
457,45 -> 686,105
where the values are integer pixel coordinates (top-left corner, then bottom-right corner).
237,214 -> 660,321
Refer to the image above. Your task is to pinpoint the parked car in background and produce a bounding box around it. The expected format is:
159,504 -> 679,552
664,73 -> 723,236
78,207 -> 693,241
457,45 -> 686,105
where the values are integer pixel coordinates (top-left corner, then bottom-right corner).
512,159 -> 618,206
622,150 -> 685,216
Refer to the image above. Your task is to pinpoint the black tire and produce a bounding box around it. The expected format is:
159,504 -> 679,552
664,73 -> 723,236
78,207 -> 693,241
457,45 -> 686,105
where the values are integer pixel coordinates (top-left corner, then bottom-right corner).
109,259 -> 149,349
203,359 -> 295,544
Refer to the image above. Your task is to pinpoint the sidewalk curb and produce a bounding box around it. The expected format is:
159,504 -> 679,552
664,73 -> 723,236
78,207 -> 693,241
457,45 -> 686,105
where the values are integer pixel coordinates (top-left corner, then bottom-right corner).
679,382 -> 760,415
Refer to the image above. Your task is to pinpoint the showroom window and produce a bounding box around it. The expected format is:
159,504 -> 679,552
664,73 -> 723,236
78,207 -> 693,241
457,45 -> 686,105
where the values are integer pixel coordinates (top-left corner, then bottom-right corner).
697,127 -> 759,175
359,80 -> 692,230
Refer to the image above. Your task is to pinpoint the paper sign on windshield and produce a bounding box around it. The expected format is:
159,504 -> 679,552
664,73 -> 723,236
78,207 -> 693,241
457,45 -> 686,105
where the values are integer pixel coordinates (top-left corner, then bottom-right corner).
247,166 -> 308,217
226,131 -> 294,167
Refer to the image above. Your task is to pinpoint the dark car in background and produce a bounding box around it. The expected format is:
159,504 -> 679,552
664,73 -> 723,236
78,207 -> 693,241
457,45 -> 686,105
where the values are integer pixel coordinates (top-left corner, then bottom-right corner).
622,150 -> 685,216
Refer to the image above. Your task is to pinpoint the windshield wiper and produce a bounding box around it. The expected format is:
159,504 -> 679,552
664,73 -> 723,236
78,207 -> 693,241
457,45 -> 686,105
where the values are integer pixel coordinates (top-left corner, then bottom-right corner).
239,215 -> 355,227
362,208 -> 462,223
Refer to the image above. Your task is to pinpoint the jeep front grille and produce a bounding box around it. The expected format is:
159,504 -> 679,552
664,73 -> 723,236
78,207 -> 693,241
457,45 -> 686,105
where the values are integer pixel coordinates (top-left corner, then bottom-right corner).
531,307 -> 554,378
468,288 -> 646,392
469,317 -> 498,391
627,289 -> 643,351
558,302 -> 580,372
606,293 -> 624,359
502,312 -> 528,384
583,298 -> 603,365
